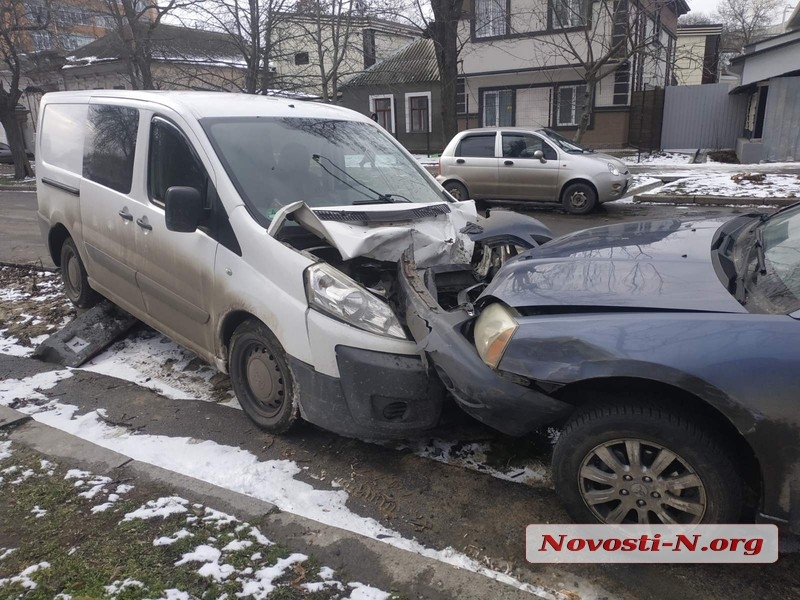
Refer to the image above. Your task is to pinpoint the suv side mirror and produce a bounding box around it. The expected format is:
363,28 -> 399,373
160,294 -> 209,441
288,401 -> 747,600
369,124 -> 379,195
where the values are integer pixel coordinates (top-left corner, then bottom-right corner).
165,186 -> 203,233
533,150 -> 545,161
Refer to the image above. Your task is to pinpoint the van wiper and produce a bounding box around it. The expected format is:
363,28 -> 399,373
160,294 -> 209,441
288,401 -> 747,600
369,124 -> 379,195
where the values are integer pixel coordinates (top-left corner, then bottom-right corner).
312,154 -> 411,205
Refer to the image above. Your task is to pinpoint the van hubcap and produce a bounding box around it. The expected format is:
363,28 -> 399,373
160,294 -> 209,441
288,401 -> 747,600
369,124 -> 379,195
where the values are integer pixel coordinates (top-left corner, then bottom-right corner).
244,345 -> 284,416
578,438 -> 707,525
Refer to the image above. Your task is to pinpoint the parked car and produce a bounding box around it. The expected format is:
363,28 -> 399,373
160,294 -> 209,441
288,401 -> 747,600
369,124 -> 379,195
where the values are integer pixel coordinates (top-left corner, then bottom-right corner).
437,127 -> 631,214
398,208 -> 800,529
0,142 -> 34,164
36,91 -> 552,440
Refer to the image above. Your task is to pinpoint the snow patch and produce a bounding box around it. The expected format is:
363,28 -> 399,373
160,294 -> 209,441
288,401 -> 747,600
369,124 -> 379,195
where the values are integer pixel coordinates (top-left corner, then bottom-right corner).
124,496 -> 189,521
0,561 -> 50,591
154,529 -> 194,546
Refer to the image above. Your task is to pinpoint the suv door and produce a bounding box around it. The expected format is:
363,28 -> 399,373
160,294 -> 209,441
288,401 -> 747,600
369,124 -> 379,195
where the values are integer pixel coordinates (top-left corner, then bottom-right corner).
496,133 -> 560,201
130,115 -> 223,354
79,102 -> 146,313
446,133 -> 498,199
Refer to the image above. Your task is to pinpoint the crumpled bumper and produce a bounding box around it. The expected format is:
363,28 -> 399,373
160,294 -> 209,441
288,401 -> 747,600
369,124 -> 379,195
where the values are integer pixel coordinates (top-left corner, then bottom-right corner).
396,250 -> 572,436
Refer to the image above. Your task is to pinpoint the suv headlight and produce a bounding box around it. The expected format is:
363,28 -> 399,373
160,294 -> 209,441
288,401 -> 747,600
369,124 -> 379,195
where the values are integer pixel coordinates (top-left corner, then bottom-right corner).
608,163 -> 621,176
474,303 -> 518,368
305,263 -> 406,340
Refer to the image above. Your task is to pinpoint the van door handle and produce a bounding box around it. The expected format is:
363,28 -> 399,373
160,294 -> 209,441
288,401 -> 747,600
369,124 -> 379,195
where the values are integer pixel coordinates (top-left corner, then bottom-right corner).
118,208 -> 133,221
504,160 -> 514,166
456,159 -> 465,164
136,217 -> 152,231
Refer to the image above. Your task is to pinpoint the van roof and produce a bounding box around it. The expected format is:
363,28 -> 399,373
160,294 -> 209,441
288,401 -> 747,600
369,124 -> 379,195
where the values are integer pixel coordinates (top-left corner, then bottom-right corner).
42,90 -> 369,123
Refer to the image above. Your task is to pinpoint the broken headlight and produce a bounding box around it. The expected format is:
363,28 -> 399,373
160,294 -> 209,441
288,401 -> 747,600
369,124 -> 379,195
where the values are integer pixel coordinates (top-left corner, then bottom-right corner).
474,303 -> 518,368
305,263 -> 406,340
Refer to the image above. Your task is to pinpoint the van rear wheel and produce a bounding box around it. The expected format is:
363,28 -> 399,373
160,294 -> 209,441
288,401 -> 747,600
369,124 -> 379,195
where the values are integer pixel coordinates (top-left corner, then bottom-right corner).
229,320 -> 299,433
60,236 -> 100,309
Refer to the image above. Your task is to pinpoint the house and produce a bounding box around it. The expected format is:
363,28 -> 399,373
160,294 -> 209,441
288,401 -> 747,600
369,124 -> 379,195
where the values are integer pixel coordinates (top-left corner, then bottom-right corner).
456,0 -> 689,148
728,4 -> 800,162
340,38 -> 440,154
271,14 -> 419,99
674,24 -> 723,85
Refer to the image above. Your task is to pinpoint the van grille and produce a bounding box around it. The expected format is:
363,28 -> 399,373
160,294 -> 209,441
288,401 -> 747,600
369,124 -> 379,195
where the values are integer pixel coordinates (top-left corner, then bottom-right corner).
314,203 -> 451,223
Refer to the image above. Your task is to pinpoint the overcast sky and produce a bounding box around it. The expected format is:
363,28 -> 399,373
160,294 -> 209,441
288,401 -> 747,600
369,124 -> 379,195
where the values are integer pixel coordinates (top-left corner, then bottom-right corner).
686,0 -> 797,20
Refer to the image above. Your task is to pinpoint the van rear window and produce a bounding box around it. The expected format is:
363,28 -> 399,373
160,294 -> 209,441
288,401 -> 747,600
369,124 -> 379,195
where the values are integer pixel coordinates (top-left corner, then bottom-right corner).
40,104 -> 88,174
83,105 -> 139,194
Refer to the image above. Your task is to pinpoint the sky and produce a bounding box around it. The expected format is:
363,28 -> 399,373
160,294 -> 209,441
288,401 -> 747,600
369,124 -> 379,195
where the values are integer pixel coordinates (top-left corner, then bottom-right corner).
686,0 -> 797,20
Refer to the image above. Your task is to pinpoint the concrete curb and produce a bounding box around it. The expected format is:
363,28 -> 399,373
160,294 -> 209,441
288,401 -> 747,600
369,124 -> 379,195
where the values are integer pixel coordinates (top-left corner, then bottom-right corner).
0,405 -> 551,600
633,194 -> 798,206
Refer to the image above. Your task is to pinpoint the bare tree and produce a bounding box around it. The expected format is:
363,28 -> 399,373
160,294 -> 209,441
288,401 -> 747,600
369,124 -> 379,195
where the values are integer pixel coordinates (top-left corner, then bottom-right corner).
0,0 -> 51,179
678,11 -> 717,25
716,0 -> 783,49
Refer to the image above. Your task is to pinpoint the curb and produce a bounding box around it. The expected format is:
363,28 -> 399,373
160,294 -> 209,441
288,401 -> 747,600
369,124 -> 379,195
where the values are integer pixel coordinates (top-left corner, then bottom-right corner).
633,194 -> 798,206
0,185 -> 35,192
0,403 -> 551,600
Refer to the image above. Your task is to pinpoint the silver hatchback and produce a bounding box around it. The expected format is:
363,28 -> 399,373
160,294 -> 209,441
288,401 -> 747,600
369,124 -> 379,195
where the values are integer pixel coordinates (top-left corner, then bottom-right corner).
437,127 -> 630,214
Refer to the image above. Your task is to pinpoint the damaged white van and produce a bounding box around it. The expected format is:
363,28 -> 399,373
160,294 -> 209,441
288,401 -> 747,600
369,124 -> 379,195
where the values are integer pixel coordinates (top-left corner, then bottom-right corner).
36,91 -> 551,438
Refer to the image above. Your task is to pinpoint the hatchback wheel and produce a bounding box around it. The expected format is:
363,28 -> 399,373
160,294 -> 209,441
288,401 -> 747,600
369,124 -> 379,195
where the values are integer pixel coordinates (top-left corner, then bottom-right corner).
60,236 -> 100,309
229,320 -> 299,433
552,401 -> 742,525
445,181 -> 469,201
561,182 -> 597,214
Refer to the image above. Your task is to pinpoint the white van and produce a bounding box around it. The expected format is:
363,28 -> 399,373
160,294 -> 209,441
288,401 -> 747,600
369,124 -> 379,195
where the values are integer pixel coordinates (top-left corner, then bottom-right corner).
36,91 -> 551,438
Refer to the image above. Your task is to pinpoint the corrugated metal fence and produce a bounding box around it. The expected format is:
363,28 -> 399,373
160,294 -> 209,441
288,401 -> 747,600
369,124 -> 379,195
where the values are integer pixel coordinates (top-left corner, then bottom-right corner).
661,83 -> 748,150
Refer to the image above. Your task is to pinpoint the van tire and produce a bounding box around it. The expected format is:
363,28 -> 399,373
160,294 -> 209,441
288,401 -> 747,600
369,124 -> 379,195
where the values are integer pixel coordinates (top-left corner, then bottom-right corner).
445,181 -> 469,201
561,182 -> 597,214
60,237 -> 100,309
229,320 -> 299,433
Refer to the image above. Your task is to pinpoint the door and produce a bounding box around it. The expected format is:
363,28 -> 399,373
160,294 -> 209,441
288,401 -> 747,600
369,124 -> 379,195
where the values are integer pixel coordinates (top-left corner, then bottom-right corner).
496,132 -> 560,201
130,115 -> 220,353
448,132 -> 498,199
79,103 -> 146,313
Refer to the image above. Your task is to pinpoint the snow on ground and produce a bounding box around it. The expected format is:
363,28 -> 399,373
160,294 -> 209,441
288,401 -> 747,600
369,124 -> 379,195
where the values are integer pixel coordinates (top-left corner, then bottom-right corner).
413,154 -> 440,167
643,173 -> 800,199
0,371 -> 554,598
621,151 -> 693,165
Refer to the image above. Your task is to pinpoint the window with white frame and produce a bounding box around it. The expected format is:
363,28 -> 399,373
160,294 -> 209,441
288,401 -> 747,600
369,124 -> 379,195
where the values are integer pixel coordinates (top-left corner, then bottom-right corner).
552,0 -> 586,28
482,89 -> 514,127
475,0 -> 507,38
405,92 -> 431,133
556,84 -> 587,126
369,95 -> 395,133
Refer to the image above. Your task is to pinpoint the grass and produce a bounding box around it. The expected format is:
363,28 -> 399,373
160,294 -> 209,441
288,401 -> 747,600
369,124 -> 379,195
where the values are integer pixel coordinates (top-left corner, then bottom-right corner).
0,440 -> 390,599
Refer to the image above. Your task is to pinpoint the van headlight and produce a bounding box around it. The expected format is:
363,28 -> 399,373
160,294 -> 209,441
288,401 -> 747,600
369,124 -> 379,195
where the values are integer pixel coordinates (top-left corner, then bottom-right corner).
608,163 -> 621,176
305,263 -> 406,340
474,303 -> 518,367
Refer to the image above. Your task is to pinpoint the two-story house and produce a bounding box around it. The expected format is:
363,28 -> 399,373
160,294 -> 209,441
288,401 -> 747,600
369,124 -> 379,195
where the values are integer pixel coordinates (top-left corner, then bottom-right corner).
457,0 -> 689,147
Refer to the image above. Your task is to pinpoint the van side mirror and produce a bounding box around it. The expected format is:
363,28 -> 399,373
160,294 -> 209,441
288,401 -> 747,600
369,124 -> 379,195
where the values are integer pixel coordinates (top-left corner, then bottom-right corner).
165,186 -> 203,233
533,150 -> 545,161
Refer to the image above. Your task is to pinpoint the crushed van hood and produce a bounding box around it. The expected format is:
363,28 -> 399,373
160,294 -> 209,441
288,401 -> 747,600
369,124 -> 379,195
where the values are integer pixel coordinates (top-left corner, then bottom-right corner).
268,200 -> 478,266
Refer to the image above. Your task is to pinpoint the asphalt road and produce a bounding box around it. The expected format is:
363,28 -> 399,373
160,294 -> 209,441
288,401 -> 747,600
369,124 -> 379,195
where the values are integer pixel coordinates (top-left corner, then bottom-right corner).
1,190 -> 798,599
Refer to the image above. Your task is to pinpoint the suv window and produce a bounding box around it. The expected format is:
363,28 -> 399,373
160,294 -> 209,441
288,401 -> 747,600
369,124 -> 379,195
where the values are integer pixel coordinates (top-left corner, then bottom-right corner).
148,117 -> 207,206
83,105 -> 139,194
456,134 -> 496,158
502,134 -> 557,160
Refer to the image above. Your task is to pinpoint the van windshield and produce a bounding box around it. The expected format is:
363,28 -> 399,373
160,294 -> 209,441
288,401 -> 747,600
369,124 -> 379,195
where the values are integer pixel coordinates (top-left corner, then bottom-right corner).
202,117 -> 445,224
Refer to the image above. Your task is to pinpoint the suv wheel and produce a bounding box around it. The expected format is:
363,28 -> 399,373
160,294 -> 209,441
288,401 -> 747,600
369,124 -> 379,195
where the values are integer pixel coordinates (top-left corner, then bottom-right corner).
552,401 -> 742,525
229,320 -> 299,433
60,236 -> 100,309
445,181 -> 469,201
561,182 -> 597,214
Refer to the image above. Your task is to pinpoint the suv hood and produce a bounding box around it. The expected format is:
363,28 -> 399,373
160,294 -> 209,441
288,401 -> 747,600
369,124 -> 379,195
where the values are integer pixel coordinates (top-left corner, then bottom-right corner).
481,217 -> 748,313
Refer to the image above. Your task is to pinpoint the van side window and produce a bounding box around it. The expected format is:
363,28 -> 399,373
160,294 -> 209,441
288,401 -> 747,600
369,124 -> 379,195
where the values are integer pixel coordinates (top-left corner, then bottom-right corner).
456,134 -> 496,158
83,105 -> 139,194
148,118 -> 208,207
41,104 -> 88,174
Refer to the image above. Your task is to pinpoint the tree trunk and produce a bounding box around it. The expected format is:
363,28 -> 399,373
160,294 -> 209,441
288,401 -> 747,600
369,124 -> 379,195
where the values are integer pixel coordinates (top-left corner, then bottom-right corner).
574,77 -> 596,144
0,109 -> 33,180
430,0 -> 463,146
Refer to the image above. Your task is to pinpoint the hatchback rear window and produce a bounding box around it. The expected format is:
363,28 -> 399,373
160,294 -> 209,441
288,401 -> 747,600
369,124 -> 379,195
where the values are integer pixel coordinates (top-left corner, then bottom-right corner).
456,134 -> 496,158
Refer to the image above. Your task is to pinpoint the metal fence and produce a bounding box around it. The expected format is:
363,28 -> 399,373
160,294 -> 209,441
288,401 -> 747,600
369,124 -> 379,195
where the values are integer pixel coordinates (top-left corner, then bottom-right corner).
661,83 -> 748,150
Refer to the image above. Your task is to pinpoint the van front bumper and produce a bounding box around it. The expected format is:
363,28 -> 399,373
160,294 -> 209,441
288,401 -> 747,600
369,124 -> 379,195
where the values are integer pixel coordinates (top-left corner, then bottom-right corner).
288,345 -> 444,439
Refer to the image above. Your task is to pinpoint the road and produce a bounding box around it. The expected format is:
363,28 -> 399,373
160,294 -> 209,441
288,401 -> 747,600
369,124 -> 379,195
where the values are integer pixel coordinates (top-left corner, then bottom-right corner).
1,190 -> 798,599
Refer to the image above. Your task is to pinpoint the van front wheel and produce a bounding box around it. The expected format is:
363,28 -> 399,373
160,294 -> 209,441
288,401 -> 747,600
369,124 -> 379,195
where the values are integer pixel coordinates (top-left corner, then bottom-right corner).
229,320 -> 299,433
60,237 -> 100,309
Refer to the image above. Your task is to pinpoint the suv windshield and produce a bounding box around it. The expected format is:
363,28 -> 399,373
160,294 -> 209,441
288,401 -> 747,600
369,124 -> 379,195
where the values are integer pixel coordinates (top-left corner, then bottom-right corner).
539,128 -> 591,153
202,117 -> 445,224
